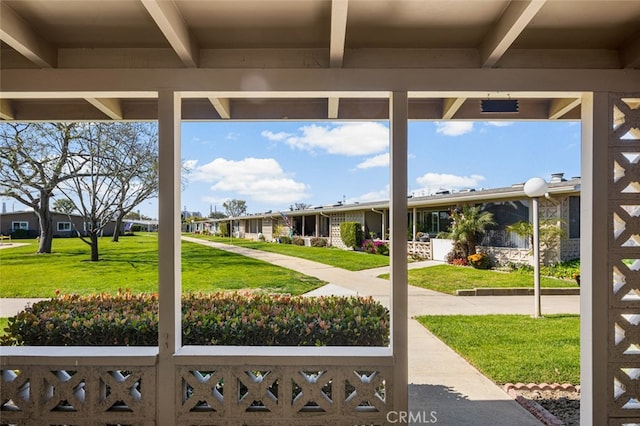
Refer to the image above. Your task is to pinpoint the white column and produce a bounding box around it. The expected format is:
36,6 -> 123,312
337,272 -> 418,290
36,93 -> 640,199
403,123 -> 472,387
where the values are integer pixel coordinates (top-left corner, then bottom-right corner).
157,90 -> 182,425
315,214 -> 319,237
390,91 -> 408,414
412,207 -> 417,242
580,91 -> 608,426
532,197 -> 541,318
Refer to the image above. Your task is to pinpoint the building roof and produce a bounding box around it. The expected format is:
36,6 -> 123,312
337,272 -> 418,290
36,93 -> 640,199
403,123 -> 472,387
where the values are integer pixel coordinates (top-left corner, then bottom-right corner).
214,177 -> 580,222
1,0 -> 639,122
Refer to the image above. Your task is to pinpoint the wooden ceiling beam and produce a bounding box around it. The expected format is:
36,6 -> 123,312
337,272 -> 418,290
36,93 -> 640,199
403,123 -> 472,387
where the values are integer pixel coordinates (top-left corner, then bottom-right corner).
328,97 -> 340,118
0,99 -> 14,120
140,0 -> 198,67
480,0 -> 547,68
0,2 -> 56,68
549,98 -> 581,120
442,97 -> 467,119
330,0 -> 349,67
208,97 -> 231,119
85,98 -> 123,120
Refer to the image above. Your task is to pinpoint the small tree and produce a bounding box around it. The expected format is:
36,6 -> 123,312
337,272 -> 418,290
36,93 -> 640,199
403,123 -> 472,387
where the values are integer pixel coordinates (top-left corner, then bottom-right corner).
223,199 -> 247,217
506,219 -> 566,265
444,205 -> 496,260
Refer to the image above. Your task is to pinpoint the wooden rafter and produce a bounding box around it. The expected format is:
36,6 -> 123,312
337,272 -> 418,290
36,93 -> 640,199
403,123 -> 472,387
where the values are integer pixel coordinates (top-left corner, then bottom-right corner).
330,0 -> 349,68
140,0 -> 198,67
208,97 -> 231,119
0,2 -> 56,68
85,98 -> 123,120
480,0 -> 547,68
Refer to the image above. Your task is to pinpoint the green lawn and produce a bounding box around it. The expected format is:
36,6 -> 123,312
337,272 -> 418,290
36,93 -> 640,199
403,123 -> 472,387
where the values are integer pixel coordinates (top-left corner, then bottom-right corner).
0,235 -> 325,297
380,264 -> 578,295
0,318 -> 8,337
188,235 -> 390,271
417,314 -> 580,384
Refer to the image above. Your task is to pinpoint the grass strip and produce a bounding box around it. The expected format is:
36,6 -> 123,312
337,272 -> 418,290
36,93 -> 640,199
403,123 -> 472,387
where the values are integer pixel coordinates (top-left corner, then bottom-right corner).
188,235 -> 390,271
417,314 -> 580,384
0,235 -> 325,297
379,264 -> 577,295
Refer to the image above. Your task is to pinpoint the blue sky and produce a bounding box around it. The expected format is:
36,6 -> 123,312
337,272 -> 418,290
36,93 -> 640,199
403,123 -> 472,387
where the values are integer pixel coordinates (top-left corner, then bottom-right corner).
171,120 -> 581,218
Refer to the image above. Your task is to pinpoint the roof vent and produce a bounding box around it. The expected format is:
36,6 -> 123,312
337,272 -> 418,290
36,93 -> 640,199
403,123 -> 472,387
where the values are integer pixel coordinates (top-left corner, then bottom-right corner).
550,172 -> 566,182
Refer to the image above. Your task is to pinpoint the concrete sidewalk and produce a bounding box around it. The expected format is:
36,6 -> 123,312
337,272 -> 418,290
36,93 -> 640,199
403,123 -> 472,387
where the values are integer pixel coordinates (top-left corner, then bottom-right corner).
181,237 -> 581,425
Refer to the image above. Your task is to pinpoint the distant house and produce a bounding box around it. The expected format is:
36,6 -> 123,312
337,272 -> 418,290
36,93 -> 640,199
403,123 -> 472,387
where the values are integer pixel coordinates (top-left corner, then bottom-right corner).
0,211 -> 123,238
197,174 -> 580,265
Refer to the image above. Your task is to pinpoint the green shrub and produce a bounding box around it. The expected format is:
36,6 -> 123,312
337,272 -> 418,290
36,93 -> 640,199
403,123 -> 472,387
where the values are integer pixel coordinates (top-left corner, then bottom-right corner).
292,237 -> 305,246
10,229 -> 30,239
339,222 -> 363,250
376,242 -> 389,256
310,237 -> 328,247
467,252 -> 491,269
1,291 -> 389,347
279,236 -> 292,244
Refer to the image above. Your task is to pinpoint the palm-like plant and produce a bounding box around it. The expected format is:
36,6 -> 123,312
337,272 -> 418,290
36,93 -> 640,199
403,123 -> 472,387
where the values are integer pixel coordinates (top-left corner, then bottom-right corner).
506,219 -> 566,265
447,205 -> 496,259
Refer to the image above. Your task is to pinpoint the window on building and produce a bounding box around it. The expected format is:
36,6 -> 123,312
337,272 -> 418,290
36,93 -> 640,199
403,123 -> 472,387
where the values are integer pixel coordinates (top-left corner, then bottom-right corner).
481,200 -> 529,248
246,219 -> 262,234
12,221 -> 28,231
57,222 -> 71,231
569,196 -> 580,239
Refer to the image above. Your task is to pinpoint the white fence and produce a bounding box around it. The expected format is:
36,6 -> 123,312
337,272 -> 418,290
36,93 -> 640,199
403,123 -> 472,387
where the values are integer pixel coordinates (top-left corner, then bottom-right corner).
1,346 -> 394,426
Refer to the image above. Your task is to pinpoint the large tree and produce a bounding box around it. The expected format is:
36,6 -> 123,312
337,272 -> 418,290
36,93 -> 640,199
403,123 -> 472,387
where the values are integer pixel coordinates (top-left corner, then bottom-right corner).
0,123 -> 86,253
106,123 -> 158,242
57,123 -> 158,260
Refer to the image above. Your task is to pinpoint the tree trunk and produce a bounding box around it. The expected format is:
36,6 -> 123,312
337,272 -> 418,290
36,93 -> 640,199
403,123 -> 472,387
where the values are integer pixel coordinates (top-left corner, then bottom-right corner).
111,213 -> 124,242
35,194 -> 54,254
90,233 -> 100,261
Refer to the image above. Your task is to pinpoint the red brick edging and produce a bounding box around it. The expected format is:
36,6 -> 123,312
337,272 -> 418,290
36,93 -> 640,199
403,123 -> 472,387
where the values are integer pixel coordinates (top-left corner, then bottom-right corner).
503,383 -> 580,426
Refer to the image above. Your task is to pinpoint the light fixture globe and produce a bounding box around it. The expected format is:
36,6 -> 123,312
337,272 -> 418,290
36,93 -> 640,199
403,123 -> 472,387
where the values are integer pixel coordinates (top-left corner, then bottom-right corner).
524,177 -> 548,198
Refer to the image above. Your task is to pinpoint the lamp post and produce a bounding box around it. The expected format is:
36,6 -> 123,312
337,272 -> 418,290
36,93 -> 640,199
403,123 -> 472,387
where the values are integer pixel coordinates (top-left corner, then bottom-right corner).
524,177 -> 548,318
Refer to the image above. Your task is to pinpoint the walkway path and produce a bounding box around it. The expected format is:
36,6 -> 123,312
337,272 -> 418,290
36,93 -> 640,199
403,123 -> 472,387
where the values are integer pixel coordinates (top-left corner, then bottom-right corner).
181,237 -> 580,425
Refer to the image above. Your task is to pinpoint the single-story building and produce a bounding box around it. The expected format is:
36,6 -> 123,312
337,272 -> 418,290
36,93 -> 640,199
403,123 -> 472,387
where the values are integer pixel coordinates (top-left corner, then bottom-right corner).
197,173 -> 580,265
0,211 -> 123,238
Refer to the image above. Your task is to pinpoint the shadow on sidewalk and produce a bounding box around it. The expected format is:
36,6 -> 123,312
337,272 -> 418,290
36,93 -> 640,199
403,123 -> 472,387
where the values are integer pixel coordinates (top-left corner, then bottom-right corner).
408,384 -> 540,426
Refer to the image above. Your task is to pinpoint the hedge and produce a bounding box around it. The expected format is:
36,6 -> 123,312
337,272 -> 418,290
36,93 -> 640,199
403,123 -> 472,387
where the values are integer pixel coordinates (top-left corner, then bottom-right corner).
1,291 -> 389,347
339,222 -> 363,250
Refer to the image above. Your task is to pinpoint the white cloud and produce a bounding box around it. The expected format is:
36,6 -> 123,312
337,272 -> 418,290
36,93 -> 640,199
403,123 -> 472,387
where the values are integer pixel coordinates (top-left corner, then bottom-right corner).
415,172 -> 485,192
486,121 -> 513,127
182,159 -> 198,171
356,153 -> 389,169
435,122 -> 474,136
266,122 -> 389,156
190,157 -> 310,204
261,130 -> 292,141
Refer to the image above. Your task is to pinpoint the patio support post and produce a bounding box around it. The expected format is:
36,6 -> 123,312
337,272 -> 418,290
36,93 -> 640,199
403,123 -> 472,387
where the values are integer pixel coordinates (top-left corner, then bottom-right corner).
390,91 -> 409,414
580,91 -> 608,426
157,90 -> 182,425
412,207 -> 417,243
